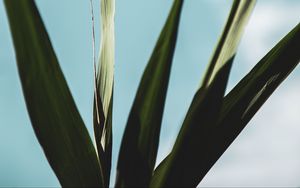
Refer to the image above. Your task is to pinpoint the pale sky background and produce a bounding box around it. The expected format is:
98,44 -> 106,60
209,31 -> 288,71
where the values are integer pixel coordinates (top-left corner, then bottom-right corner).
0,0 -> 299,187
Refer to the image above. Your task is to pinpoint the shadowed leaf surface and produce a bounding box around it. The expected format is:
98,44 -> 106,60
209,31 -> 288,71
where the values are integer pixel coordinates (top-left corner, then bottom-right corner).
211,23 -> 300,172
151,1 -> 256,187
116,0 -> 184,187
4,0 -> 104,187
93,0 -> 115,187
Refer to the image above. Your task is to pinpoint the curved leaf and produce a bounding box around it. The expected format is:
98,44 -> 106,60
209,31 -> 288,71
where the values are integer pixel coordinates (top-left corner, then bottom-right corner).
93,0 -> 115,186
212,23 -> 300,171
151,1 -> 256,187
116,0 -> 184,187
4,0 -> 104,187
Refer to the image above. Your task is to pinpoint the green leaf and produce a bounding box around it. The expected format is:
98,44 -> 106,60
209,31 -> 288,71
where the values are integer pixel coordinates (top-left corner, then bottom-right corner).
115,0 -> 184,187
157,23 -> 300,187
151,1 -> 256,187
4,0 -> 104,187
220,22 -> 300,131
93,0 -> 115,186
201,0 -> 256,88
211,23 -> 300,171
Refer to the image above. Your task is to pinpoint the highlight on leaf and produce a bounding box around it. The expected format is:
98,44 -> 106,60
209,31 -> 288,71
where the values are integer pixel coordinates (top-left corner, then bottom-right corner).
3,0 -> 300,187
150,1 -> 256,187
92,0 -> 115,187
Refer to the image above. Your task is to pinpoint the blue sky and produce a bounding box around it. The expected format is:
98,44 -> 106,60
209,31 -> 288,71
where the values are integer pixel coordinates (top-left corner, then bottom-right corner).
0,0 -> 299,187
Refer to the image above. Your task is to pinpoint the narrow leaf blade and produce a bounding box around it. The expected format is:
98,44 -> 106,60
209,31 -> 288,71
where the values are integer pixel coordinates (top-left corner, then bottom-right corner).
116,0 -> 184,187
151,1 -> 256,187
212,23 -> 300,170
202,0 -> 256,88
4,0 -> 104,187
166,24 -> 300,187
93,0 -> 115,186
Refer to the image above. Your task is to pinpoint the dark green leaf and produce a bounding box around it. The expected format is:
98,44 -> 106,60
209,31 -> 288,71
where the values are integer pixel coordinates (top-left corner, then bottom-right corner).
151,1 -> 256,187
211,23 -> 300,174
116,0 -> 184,187
4,0 -> 104,187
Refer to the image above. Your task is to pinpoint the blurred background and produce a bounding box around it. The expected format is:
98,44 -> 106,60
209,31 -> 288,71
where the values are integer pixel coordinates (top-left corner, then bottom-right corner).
0,0 -> 299,186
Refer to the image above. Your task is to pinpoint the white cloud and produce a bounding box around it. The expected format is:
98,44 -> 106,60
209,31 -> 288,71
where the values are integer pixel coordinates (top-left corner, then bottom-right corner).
240,1 -> 300,68
158,79 -> 300,186
154,1 -> 300,187
200,81 -> 300,187
200,1 -> 300,187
